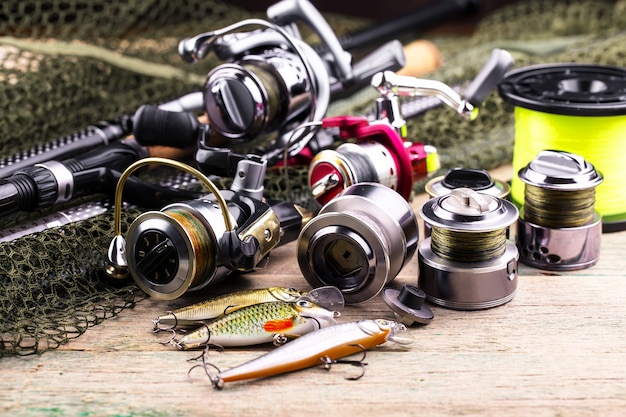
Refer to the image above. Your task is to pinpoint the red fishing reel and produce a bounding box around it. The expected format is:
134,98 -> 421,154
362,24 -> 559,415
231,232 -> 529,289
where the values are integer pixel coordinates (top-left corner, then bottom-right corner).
308,115 -> 437,205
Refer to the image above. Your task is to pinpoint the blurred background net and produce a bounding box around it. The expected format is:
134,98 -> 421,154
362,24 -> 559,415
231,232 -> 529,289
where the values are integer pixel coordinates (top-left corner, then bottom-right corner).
0,0 -> 624,356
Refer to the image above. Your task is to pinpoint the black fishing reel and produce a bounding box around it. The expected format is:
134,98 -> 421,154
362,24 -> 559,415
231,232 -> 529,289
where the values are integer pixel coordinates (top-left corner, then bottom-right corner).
105,153 -> 310,300
173,0 -> 405,161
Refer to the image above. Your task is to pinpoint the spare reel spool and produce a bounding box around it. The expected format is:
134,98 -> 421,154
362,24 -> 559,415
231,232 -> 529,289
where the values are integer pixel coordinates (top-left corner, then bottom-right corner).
418,188 -> 519,310
498,63 -> 626,232
425,167 -> 510,200
297,182 -> 419,304
516,150 -> 603,271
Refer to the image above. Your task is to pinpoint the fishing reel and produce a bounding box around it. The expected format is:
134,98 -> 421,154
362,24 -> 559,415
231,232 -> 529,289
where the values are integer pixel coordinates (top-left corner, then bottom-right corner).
105,153 -> 311,300
176,0 -> 405,162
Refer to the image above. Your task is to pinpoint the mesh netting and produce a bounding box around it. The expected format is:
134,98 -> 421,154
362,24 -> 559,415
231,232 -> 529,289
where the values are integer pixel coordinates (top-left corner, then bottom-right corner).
405,0 -> 626,178
1,0 -> 625,356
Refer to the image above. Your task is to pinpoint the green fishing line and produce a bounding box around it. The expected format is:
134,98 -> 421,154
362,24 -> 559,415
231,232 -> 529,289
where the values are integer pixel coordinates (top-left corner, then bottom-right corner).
499,64 -> 626,232
511,107 -> 626,218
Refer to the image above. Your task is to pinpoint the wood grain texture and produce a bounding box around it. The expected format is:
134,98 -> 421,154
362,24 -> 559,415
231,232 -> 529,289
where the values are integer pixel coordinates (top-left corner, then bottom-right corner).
2,166 -> 625,417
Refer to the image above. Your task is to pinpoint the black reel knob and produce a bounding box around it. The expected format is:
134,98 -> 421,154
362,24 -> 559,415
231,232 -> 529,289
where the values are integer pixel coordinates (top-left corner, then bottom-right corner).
132,230 -> 180,286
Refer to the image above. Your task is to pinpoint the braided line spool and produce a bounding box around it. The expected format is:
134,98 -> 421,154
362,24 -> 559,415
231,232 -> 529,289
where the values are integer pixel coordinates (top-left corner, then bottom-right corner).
418,188 -> 519,310
498,63 -> 626,232
516,150 -> 603,271
423,168 -> 510,238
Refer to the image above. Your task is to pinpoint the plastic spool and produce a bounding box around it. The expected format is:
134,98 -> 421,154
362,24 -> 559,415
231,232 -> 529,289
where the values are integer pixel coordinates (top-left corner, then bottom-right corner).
516,150 -> 603,271
418,188 -> 519,310
498,63 -> 626,232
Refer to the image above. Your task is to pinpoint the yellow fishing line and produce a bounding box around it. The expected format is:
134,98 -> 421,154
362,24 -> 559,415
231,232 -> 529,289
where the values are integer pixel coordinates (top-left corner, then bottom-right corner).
510,107 -> 626,218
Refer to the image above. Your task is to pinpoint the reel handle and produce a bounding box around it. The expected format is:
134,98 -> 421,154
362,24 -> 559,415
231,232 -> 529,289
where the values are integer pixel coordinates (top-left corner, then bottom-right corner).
348,40 -> 406,89
464,48 -> 515,107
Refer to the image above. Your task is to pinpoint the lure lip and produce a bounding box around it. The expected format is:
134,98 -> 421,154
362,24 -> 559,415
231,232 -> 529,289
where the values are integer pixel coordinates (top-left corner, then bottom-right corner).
299,285 -> 345,313
296,298 -> 341,328
365,319 -> 414,345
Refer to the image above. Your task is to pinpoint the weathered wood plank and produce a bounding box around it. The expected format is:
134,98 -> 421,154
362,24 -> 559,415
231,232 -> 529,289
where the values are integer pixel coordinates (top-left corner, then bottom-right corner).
2,166 -> 625,417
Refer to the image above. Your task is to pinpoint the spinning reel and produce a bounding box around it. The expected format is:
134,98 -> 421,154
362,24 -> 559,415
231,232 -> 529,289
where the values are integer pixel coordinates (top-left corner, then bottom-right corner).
104,150 -> 311,300
170,0 -> 405,162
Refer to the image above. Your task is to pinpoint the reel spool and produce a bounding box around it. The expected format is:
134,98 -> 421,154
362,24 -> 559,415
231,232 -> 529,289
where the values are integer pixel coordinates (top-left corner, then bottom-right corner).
498,63 -> 626,232
516,150 -> 603,271
423,168 -> 510,237
418,188 -> 519,310
125,200 -> 236,299
308,116 -> 437,206
297,183 -> 419,304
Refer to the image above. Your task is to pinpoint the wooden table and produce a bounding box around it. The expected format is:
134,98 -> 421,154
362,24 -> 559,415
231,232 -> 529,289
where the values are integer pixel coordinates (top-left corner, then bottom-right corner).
2,166 -> 625,417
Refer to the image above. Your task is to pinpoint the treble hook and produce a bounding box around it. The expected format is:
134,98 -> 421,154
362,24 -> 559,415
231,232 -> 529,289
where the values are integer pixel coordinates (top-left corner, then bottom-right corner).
157,328 -> 178,345
152,313 -> 189,345
152,311 -> 179,333
170,321 -> 212,350
319,344 -> 368,381
187,344 -> 225,389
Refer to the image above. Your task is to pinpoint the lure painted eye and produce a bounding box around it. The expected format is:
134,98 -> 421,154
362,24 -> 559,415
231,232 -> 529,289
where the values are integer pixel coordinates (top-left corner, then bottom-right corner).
296,299 -> 312,308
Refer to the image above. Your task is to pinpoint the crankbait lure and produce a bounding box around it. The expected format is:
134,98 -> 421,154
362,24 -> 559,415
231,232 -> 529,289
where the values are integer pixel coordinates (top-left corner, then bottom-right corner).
154,286 -> 344,330
193,319 -> 413,389
173,299 -> 340,350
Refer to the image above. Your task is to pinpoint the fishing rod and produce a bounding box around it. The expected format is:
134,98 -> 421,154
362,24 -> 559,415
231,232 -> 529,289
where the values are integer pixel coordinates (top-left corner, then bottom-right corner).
0,91 -> 204,179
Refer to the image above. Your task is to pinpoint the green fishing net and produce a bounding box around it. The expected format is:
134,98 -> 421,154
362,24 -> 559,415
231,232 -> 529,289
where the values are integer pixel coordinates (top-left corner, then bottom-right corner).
1,0 -> 625,356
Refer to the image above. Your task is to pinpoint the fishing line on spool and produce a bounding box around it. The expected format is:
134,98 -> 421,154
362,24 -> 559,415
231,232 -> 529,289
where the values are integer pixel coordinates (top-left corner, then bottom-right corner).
516,149 -> 604,271
498,63 -> 626,232
417,187 -> 519,310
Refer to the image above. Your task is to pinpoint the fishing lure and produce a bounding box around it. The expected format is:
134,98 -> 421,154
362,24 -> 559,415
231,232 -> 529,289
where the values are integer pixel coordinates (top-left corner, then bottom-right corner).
172,299 -> 340,350
192,319 -> 413,389
153,286 -> 344,330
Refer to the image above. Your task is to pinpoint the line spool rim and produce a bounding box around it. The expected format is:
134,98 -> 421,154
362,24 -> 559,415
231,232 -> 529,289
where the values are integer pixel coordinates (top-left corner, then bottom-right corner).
498,63 -> 626,116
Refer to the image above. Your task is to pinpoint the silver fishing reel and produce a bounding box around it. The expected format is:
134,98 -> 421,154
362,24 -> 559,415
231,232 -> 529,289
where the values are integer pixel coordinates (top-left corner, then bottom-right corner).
105,156 -> 310,300
178,0 -> 405,160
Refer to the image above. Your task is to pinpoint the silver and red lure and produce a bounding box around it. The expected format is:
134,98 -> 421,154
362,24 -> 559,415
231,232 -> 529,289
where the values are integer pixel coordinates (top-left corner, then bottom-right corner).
191,319 -> 413,389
